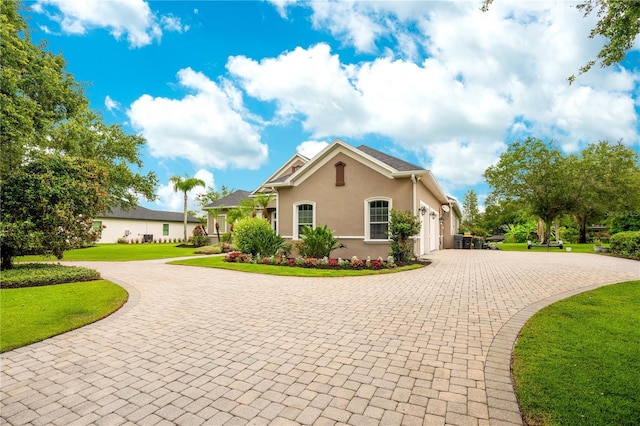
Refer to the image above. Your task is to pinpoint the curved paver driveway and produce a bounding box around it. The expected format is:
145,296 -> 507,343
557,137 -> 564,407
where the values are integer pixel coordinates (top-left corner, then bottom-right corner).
1,250 -> 638,426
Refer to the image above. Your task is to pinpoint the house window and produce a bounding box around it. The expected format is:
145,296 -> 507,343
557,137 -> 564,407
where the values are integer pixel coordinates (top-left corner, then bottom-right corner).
294,202 -> 314,239
366,199 -> 390,240
163,224 -> 169,236
216,214 -> 227,233
335,161 -> 345,186
92,221 -> 102,231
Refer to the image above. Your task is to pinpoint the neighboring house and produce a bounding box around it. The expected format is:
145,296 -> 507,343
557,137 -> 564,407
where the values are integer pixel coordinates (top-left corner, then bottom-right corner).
203,190 -> 252,240
206,139 -> 461,258
94,206 -> 200,243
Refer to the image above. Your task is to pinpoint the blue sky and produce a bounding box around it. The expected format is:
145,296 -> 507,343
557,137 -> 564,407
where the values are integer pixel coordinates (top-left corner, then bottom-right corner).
25,0 -> 640,214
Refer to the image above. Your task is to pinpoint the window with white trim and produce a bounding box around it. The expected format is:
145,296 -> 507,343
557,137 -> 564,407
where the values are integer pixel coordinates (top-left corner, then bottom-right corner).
366,198 -> 390,240
216,214 -> 227,233
294,203 -> 314,239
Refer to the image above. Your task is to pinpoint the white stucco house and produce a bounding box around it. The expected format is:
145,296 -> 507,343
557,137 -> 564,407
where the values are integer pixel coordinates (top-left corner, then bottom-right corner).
93,206 -> 200,243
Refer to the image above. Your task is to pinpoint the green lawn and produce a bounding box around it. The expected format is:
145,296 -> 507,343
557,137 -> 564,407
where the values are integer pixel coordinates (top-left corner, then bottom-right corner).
170,255 -> 424,277
513,280 -> 640,425
16,243 -> 200,262
495,242 -> 605,253
0,280 -> 128,353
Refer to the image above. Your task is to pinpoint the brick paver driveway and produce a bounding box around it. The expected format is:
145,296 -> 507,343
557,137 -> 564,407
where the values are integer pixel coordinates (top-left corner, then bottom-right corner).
1,250 -> 638,425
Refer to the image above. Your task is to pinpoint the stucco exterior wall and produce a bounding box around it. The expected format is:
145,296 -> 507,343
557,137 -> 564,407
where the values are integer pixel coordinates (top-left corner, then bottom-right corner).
95,218 -> 197,243
441,210 -> 460,249
276,151 -> 439,259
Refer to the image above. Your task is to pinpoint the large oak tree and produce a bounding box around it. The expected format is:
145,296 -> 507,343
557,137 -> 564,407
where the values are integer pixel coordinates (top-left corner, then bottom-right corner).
484,138 -> 583,244
571,141 -> 640,243
0,0 -> 157,268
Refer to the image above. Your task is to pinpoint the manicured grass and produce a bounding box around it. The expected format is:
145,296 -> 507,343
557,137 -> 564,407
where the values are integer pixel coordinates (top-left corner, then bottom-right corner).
513,281 -> 640,426
0,280 -> 128,353
495,242 -> 605,253
16,243 -> 200,262
170,255 -> 424,277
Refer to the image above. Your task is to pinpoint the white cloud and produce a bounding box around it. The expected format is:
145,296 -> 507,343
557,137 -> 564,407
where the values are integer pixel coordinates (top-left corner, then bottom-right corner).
419,140 -> 507,190
269,0 -> 298,19
127,67 -> 268,170
296,140 -> 329,158
38,25 -> 54,34
104,95 -> 121,112
35,0 -> 187,48
160,14 -> 189,33
308,1 -> 384,53
228,44 -> 368,137
156,169 -> 214,213
246,1 -> 640,188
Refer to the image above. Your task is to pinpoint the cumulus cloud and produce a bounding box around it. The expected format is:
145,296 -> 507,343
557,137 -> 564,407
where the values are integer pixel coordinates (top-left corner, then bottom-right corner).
160,14 -> 189,33
156,169 -> 214,213
248,1 -> 639,188
34,0 -> 187,47
296,140 -> 329,158
104,95 -> 121,112
127,68 -> 268,170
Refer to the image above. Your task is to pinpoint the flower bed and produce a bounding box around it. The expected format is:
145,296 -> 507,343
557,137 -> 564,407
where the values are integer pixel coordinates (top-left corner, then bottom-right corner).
223,252 -> 427,270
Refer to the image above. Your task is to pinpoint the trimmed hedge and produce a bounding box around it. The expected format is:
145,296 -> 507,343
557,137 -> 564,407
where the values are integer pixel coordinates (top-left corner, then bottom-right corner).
609,231 -> 640,260
1,263 -> 100,288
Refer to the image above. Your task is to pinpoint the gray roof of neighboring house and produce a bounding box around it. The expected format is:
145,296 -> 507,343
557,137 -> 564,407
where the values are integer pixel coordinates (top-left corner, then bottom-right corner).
204,190 -> 252,209
356,145 -> 425,172
98,205 -> 199,223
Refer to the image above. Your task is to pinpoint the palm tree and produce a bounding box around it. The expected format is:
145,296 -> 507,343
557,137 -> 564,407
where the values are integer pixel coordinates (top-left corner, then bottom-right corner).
170,174 -> 205,244
253,192 -> 275,219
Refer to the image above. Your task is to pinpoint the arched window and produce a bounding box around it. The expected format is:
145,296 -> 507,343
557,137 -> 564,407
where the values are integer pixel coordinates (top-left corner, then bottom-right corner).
365,198 -> 391,240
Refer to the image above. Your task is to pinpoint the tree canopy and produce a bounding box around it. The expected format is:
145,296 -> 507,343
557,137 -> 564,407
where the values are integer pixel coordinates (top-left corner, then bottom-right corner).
570,141 -> 640,242
462,190 -> 481,228
1,154 -> 109,269
0,0 -> 158,268
484,138 -> 640,243
483,138 -> 583,243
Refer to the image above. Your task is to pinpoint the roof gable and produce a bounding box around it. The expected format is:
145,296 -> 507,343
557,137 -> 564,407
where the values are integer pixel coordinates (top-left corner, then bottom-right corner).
259,154 -> 309,189
270,139 -> 424,187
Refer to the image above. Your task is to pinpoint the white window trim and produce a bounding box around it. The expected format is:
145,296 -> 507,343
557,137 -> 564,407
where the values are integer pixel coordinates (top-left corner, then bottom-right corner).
364,197 -> 392,242
293,201 -> 316,240
215,214 -> 227,234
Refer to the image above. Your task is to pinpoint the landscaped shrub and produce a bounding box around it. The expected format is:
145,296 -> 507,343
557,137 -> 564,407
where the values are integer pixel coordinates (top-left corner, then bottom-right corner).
503,222 -> 536,243
117,237 -> 127,244
220,232 -> 233,243
1,263 -> 101,288
191,225 -> 209,247
609,231 -> 640,260
297,225 -> 342,258
194,245 -> 222,255
223,252 -> 403,270
233,217 -> 284,256
388,209 -> 421,262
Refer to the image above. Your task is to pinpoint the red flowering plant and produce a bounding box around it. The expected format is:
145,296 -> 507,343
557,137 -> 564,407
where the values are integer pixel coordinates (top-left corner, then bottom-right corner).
367,259 -> 383,270
224,251 -> 251,263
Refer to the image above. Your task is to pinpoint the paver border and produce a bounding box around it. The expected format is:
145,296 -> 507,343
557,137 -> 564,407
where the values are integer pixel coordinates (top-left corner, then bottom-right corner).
484,280 -> 633,426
